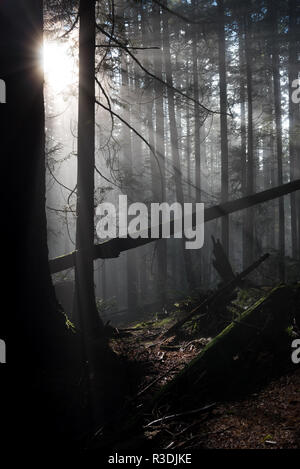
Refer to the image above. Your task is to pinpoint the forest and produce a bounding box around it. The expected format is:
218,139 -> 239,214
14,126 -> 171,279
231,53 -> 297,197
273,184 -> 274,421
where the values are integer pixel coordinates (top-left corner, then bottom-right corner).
0,0 -> 299,454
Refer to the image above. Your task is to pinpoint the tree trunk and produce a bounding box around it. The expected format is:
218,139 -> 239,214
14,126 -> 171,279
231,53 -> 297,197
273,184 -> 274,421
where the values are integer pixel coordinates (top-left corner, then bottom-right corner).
288,0 -> 300,259
152,1 -> 167,305
217,0 -> 229,256
162,5 -> 196,290
0,0 -> 82,446
269,0 -> 285,281
121,8 -> 138,318
75,0 -> 103,336
238,19 -> 248,269
244,13 -> 255,269
192,0 -> 201,204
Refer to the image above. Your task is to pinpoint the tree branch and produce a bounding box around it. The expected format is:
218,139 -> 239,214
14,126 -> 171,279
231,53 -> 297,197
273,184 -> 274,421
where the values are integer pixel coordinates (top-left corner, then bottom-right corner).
95,22 -> 220,115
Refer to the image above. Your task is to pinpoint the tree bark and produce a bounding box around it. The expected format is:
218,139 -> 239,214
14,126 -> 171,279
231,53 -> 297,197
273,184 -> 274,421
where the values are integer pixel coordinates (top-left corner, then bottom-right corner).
288,0 -> 300,259
217,0 -> 229,256
192,0 -> 201,204
121,7 -> 138,318
162,4 -> 196,290
152,1 -> 167,305
244,12 -> 255,269
75,0 -> 104,337
0,0 -> 82,446
269,0 -> 285,281
238,19 -> 248,269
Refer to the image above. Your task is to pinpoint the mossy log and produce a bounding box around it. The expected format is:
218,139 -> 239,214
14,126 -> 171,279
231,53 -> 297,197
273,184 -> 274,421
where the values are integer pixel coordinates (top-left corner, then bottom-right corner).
153,285 -> 296,411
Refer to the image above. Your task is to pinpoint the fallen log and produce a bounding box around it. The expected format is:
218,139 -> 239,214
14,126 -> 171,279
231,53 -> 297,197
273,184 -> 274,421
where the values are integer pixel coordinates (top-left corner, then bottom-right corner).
160,253 -> 270,338
49,179 -> 300,273
153,285 -> 295,411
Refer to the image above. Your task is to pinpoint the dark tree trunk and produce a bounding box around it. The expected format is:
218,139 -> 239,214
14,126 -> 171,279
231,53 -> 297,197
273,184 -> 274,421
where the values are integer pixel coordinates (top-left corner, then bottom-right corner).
217,0 -> 229,256
0,0 -> 82,447
121,8 -> 138,317
244,13 -> 255,269
162,5 -> 196,290
288,0 -> 300,259
75,0 -> 103,336
192,0 -> 201,204
0,0 -> 67,364
186,83 -> 192,202
152,1 -> 167,305
238,19 -> 248,267
269,0 -> 285,281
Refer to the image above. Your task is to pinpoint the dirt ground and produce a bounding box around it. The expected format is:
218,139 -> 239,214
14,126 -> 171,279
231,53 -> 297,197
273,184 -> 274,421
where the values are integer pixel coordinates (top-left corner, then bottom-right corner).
110,320 -> 300,450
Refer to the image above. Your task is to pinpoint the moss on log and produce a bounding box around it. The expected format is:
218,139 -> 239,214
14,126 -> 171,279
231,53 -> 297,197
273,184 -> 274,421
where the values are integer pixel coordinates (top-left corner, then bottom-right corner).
153,285 -> 296,410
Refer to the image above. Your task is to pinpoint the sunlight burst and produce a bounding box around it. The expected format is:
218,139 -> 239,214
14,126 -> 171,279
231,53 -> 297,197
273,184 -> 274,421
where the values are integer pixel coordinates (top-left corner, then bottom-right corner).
42,39 -> 76,93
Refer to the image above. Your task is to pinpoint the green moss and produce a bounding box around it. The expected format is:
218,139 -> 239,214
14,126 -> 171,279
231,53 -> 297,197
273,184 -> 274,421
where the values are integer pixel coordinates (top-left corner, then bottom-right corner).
153,285 -> 293,406
132,321 -> 152,329
63,314 -> 76,334
154,317 -> 173,328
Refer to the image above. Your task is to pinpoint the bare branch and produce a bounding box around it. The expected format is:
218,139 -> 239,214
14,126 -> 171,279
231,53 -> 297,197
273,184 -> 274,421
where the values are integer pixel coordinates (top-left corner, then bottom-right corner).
96,45 -> 160,50
47,205 -> 75,214
46,161 -> 76,194
95,96 -> 165,198
58,11 -> 79,39
150,0 -> 207,25
95,23 -> 219,115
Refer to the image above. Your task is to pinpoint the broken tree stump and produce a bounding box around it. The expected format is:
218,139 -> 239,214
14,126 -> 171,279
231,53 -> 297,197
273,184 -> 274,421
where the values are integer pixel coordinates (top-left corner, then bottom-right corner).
211,235 -> 235,283
161,253 -> 270,338
154,285 -> 295,411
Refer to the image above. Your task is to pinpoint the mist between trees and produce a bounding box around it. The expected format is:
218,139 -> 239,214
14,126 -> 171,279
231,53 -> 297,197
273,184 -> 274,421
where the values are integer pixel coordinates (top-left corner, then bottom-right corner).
44,0 -> 300,326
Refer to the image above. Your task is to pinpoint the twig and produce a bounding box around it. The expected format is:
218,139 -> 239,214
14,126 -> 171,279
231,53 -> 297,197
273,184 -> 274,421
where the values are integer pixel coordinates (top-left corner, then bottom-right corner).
95,23 -> 218,115
46,161 -> 76,194
144,403 -> 216,428
150,0 -> 215,25
96,45 -> 160,50
137,364 -> 178,397
94,97 -> 165,198
58,11 -> 79,39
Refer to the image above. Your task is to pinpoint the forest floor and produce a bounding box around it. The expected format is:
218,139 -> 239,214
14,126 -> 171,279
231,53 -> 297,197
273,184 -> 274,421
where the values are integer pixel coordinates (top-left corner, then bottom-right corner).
109,298 -> 300,450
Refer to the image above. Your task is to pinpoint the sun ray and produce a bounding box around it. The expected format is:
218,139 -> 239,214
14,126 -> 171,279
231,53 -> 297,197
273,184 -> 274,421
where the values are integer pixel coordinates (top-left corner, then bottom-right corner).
42,38 -> 77,93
